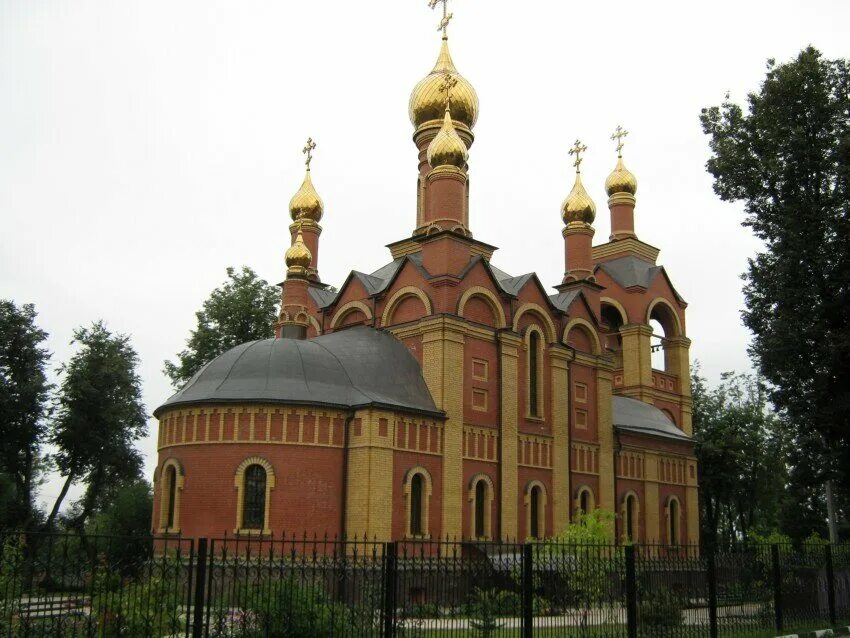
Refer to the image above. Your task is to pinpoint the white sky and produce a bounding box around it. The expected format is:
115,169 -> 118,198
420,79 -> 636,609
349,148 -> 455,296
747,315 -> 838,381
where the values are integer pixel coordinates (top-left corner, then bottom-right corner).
1,0 -> 847,512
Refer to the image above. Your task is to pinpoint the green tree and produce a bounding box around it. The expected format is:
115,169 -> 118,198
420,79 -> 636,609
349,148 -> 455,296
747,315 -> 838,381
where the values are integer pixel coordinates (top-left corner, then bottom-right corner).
164,266 -> 280,387
0,300 -> 52,529
47,322 -> 147,531
700,48 -> 850,494
692,366 -> 789,548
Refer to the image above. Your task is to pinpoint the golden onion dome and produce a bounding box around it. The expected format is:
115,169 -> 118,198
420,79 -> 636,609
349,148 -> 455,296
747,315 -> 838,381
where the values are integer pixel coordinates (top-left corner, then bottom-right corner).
409,37 -> 479,131
288,170 -> 324,222
285,230 -> 312,272
605,156 -> 638,196
427,107 -> 468,168
561,173 -> 597,225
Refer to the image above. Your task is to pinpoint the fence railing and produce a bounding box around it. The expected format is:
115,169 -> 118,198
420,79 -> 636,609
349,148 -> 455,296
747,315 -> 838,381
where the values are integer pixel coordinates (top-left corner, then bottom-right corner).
1,531 -> 848,637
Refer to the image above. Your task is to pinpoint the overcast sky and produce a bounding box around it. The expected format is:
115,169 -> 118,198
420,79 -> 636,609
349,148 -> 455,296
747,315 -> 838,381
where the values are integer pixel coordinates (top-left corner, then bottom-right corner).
1,0 -> 847,511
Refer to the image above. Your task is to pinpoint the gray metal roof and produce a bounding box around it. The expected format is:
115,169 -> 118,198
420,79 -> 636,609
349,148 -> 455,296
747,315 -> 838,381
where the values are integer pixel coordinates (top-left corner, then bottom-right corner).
596,256 -> 663,290
155,327 -> 441,417
549,290 -> 581,313
613,396 -> 691,441
308,286 -> 338,309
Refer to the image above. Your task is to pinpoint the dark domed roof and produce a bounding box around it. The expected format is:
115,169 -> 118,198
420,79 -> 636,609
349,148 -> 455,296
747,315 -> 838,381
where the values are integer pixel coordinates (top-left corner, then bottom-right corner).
155,327 -> 441,418
613,396 -> 691,441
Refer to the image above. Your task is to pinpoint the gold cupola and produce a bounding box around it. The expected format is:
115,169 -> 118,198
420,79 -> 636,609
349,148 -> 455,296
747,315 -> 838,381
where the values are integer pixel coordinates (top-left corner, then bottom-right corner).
410,37 -> 479,134
285,228 -> 312,275
561,140 -> 596,225
605,156 -> 638,196
288,144 -> 324,223
427,106 -> 468,168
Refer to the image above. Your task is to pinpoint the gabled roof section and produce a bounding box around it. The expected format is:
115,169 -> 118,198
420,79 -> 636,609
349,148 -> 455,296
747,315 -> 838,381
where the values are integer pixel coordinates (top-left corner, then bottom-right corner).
613,396 -> 691,442
308,286 -> 338,309
596,256 -> 662,290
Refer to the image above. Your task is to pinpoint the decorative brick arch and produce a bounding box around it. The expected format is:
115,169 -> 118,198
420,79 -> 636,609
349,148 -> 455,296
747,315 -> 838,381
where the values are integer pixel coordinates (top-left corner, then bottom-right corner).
381,286 -> 433,327
563,317 -> 602,355
600,296 -> 629,325
403,466 -> 433,538
157,457 -> 185,533
665,495 -> 683,545
330,300 -> 373,330
524,480 -> 548,540
512,303 -> 557,343
574,484 -> 596,515
457,286 -> 507,328
646,297 -> 683,337
620,490 -> 641,542
234,456 -> 276,535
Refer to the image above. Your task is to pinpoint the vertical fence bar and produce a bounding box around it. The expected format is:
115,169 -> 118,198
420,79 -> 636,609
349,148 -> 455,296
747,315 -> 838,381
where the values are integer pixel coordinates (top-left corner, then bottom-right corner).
827,544 -> 837,627
522,543 -> 533,638
625,544 -> 638,638
707,547 -> 718,638
382,541 -> 397,638
772,544 -> 783,633
192,538 -> 208,638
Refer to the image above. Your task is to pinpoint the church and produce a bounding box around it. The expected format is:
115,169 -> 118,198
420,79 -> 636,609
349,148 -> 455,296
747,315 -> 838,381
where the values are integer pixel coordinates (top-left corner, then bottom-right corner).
151,4 -> 698,545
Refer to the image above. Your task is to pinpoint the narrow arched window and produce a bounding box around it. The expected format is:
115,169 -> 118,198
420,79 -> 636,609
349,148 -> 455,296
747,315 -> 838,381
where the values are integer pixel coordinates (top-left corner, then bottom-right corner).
165,465 -> 177,529
474,480 -> 486,538
669,499 -> 680,546
410,473 -> 424,536
529,331 -> 540,417
530,486 -> 541,539
243,464 -> 267,530
579,489 -> 589,515
625,494 -> 636,542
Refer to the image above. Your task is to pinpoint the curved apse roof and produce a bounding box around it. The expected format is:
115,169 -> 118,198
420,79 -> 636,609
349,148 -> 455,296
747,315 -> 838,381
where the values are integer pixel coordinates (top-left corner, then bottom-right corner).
613,396 -> 691,441
155,326 -> 441,418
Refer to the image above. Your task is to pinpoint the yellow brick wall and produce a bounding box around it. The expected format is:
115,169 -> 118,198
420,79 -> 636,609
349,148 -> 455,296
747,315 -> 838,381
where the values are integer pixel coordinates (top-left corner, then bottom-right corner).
644,451 -> 660,542
499,332 -> 522,539
596,366 -> 615,511
345,408 -> 394,540
550,346 -> 571,534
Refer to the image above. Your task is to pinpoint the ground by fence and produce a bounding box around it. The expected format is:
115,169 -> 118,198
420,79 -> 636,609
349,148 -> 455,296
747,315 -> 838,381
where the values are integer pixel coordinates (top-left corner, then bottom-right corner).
1,531 -> 849,637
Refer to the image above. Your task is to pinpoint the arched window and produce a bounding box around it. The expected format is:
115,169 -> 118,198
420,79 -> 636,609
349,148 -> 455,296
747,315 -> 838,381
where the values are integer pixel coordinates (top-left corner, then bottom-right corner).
525,481 -> 547,540
158,459 -> 183,533
475,480 -> 486,538
575,486 -> 595,517
165,466 -> 177,529
234,457 -> 275,534
623,493 -> 639,542
530,487 -> 541,538
404,467 -> 432,538
411,474 -> 424,536
243,464 -> 267,530
527,328 -> 544,418
668,497 -> 681,546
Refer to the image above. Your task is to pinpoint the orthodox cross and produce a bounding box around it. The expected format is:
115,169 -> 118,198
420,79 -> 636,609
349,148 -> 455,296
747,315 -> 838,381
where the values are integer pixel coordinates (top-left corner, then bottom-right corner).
569,139 -> 588,173
611,125 -> 629,157
439,72 -> 458,111
302,137 -> 316,169
429,0 -> 453,36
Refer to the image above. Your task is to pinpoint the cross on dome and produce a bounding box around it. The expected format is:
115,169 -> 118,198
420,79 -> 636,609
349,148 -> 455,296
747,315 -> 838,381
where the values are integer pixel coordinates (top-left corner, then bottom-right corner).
611,126 -> 629,157
429,0 -> 454,37
569,139 -> 588,173
439,72 -> 458,110
302,137 -> 316,169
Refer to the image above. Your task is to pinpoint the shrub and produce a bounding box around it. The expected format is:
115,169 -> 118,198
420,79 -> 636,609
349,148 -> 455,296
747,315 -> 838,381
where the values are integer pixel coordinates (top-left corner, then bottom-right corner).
637,586 -> 683,634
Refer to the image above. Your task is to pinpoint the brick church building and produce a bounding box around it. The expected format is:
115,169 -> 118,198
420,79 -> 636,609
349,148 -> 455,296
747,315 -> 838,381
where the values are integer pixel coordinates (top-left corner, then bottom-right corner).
152,15 -> 698,545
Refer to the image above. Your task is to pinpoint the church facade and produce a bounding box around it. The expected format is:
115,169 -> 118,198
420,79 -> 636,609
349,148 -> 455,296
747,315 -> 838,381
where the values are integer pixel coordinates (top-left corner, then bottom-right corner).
152,18 -> 698,545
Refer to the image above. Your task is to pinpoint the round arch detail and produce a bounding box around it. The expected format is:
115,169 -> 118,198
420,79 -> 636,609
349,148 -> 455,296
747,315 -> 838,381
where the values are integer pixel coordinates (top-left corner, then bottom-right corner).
457,286 -> 507,328
512,303 -> 557,343
330,300 -> 373,330
600,297 -> 629,325
381,286 -> 433,327
646,297 -> 684,337
562,317 -> 603,355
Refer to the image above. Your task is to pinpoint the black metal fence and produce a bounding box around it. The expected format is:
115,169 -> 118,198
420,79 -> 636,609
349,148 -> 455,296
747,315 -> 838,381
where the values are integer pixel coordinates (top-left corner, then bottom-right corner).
1,531 -> 849,637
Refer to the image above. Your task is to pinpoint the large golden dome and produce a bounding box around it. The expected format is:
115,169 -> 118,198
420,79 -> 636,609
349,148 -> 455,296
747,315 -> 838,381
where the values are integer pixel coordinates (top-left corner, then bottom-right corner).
285,229 -> 312,273
289,170 -> 324,222
562,173 -> 597,225
409,37 -> 479,132
605,156 -> 638,196
427,107 -> 468,168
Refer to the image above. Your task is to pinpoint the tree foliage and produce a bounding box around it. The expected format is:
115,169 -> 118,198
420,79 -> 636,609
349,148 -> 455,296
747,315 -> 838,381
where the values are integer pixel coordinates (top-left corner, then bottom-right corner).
0,300 -> 52,529
48,322 -> 147,531
700,47 -> 850,491
692,366 -> 789,548
164,266 -> 280,388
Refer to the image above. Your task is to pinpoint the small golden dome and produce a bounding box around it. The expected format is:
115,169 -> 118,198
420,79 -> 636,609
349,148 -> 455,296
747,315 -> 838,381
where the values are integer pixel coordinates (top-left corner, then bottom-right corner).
409,37 -> 479,131
285,230 -> 312,272
289,170 -> 324,222
605,156 -> 638,196
427,107 -> 468,168
562,173 -> 597,225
